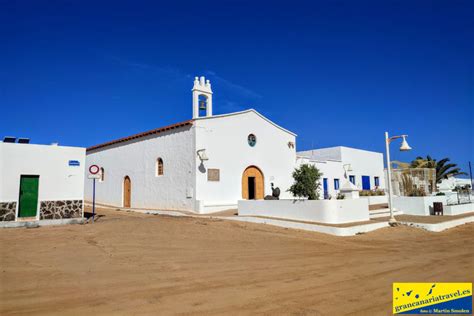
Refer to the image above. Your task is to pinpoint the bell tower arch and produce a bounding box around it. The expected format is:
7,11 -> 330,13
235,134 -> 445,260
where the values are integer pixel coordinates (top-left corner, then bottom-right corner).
192,76 -> 213,118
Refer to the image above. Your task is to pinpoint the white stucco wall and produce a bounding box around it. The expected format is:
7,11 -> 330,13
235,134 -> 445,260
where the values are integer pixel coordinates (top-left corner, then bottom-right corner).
238,199 -> 370,224
0,143 -> 85,219
194,110 -> 296,212
85,126 -> 196,211
444,203 -> 474,215
393,196 -> 447,216
297,146 -> 386,193
340,147 -> 385,191
360,195 -> 388,205
298,147 -> 342,161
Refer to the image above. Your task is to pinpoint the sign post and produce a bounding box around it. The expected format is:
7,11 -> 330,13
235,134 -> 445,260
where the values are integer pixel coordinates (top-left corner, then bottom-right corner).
88,165 -> 100,223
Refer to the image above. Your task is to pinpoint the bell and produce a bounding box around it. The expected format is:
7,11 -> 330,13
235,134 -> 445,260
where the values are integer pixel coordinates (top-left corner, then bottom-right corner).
199,100 -> 206,110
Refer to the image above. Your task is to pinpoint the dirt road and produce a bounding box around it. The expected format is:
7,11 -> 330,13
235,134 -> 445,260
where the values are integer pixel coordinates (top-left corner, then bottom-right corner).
1,208 -> 473,315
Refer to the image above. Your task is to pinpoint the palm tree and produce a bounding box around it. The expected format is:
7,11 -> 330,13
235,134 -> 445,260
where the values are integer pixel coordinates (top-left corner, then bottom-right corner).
410,155 -> 467,183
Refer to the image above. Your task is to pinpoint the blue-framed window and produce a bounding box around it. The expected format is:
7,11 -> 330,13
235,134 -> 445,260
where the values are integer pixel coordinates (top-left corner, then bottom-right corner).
349,175 -> 355,185
334,178 -> 340,190
374,176 -> 380,187
323,178 -> 329,199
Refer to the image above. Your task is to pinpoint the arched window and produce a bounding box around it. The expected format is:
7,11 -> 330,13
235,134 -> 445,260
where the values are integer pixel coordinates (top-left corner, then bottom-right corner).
100,167 -> 105,182
156,158 -> 164,176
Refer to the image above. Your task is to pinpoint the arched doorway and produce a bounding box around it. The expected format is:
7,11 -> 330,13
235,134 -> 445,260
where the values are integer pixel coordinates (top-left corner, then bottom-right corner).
123,176 -> 131,207
242,166 -> 264,200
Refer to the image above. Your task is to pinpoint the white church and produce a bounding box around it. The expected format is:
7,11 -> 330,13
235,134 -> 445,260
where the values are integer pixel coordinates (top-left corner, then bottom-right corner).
85,76 -> 385,213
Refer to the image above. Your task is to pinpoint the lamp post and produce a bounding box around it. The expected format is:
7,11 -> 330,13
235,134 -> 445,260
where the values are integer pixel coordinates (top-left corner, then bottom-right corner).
385,132 -> 412,225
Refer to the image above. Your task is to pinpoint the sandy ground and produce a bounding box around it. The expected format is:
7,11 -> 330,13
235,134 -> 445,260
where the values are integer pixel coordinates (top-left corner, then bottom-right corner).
1,208 -> 473,315
395,212 -> 474,223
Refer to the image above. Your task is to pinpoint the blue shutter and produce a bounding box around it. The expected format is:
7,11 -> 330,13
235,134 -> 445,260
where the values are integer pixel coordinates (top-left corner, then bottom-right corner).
362,176 -> 371,190
323,178 -> 328,199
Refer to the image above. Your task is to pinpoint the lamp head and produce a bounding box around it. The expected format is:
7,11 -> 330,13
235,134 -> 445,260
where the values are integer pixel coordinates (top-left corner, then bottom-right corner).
197,149 -> 209,161
399,135 -> 412,151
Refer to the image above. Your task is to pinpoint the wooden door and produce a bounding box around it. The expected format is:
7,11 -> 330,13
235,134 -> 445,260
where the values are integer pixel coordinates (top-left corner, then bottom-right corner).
123,176 -> 131,207
242,166 -> 264,200
19,175 -> 39,217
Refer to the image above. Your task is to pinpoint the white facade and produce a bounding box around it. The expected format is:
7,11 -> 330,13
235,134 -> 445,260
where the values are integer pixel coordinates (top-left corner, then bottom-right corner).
86,125 -> 196,211
194,110 -> 296,212
86,108 -> 296,213
0,142 -> 85,222
85,76 -> 386,213
297,146 -> 386,199
438,176 -> 472,192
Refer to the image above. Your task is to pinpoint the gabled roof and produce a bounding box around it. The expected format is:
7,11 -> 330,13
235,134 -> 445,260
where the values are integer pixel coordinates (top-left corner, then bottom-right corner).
87,120 -> 193,152
194,109 -> 297,136
86,109 -> 296,152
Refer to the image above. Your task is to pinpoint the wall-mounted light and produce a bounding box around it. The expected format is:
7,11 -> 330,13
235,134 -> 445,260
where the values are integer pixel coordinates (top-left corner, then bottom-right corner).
197,149 -> 209,161
343,164 -> 353,178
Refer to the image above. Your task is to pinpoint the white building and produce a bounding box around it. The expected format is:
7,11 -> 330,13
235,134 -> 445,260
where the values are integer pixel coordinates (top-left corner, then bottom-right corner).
438,176 -> 472,192
85,76 -> 386,213
86,76 -> 297,213
0,140 -> 85,223
297,146 -> 386,199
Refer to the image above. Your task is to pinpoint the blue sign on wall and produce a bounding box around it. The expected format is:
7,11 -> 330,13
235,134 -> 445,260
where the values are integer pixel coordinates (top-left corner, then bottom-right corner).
68,160 -> 80,167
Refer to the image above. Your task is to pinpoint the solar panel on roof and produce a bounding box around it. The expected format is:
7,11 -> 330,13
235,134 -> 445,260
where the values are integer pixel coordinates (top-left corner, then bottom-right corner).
17,138 -> 30,144
3,136 -> 16,143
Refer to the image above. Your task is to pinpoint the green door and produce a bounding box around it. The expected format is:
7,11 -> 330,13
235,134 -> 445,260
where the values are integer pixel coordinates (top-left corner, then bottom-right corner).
18,175 -> 39,217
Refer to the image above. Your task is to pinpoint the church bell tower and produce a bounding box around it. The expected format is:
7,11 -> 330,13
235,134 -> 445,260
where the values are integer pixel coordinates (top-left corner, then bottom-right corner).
192,76 -> 213,118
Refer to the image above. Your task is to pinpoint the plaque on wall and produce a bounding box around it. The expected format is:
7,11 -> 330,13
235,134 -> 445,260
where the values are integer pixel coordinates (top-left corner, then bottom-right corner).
208,169 -> 220,181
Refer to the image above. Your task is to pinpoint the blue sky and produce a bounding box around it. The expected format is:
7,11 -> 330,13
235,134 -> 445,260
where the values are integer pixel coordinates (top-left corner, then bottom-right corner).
1,0 -> 472,171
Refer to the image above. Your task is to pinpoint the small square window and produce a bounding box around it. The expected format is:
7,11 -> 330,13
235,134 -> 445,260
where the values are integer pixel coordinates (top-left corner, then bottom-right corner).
208,169 -> 220,181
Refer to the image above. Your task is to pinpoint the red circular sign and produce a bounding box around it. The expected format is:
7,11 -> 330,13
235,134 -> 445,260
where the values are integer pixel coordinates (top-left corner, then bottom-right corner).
89,164 -> 100,174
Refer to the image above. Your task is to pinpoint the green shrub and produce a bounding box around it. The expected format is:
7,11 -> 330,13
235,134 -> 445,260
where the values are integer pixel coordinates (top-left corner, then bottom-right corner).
288,164 -> 322,200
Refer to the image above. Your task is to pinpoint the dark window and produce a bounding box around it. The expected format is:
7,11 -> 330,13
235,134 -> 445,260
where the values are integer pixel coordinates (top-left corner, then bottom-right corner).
374,176 -> 380,187
100,167 -> 105,182
157,158 -> 164,176
349,175 -> 355,185
248,134 -> 257,147
334,178 -> 340,190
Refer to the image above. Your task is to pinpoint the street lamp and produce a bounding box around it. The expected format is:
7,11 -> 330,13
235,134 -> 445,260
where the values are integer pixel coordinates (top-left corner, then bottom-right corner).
385,132 -> 412,225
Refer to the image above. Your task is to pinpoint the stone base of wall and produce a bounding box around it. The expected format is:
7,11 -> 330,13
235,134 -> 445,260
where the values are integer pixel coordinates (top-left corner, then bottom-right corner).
40,200 -> 83,220
0,202 -> 16,221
